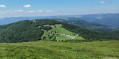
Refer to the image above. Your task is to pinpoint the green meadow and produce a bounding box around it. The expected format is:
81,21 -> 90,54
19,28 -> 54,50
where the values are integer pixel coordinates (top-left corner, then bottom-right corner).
0,40 -> 118,59
41,24 -> 84,42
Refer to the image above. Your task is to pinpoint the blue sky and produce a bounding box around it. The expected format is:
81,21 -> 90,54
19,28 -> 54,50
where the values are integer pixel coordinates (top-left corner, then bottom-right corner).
0,0 -> 119,18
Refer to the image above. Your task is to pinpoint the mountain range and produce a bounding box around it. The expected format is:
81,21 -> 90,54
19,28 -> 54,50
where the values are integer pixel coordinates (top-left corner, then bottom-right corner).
0,19 -> 119,43
53,18 -> 119,31
0,13 -> 119,32
72,13 -> 119,28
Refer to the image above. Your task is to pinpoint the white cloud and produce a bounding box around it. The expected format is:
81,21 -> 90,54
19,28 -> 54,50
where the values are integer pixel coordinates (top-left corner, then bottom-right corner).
45,10 -> 54,12
38,10 -> 43,13
100,1 -> 105,4
28,11 -> 35,13
16,10 -> 23,12
0,12 -> 6,14
24,4 -> 31,8
0,10 -> 23,15
0,5 -> 6,8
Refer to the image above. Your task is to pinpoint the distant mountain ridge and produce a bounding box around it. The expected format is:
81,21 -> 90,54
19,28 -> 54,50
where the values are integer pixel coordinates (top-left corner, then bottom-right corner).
78,13 -> 119,28
53,13 -> 119,28
53,17 -> 119,31
0,13 -> 119,31
0,16 -> 54,25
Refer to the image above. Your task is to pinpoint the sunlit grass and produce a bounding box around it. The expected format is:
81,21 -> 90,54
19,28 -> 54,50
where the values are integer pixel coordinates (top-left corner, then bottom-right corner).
0,40 -> 118,59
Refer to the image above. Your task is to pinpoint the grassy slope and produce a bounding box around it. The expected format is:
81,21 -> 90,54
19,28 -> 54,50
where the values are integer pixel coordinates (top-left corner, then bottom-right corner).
0,41 -> 119,59
41,24 -> 84,41
50,25 -> 75,35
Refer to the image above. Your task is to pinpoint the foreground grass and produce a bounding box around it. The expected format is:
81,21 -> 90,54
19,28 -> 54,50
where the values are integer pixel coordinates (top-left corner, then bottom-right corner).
0,40 -> 119,59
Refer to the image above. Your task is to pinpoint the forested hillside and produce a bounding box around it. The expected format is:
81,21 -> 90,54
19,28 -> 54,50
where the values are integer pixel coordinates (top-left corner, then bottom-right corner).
0,20 -> 44,43
53,18 -> 119,31
0,19 -> 119,43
